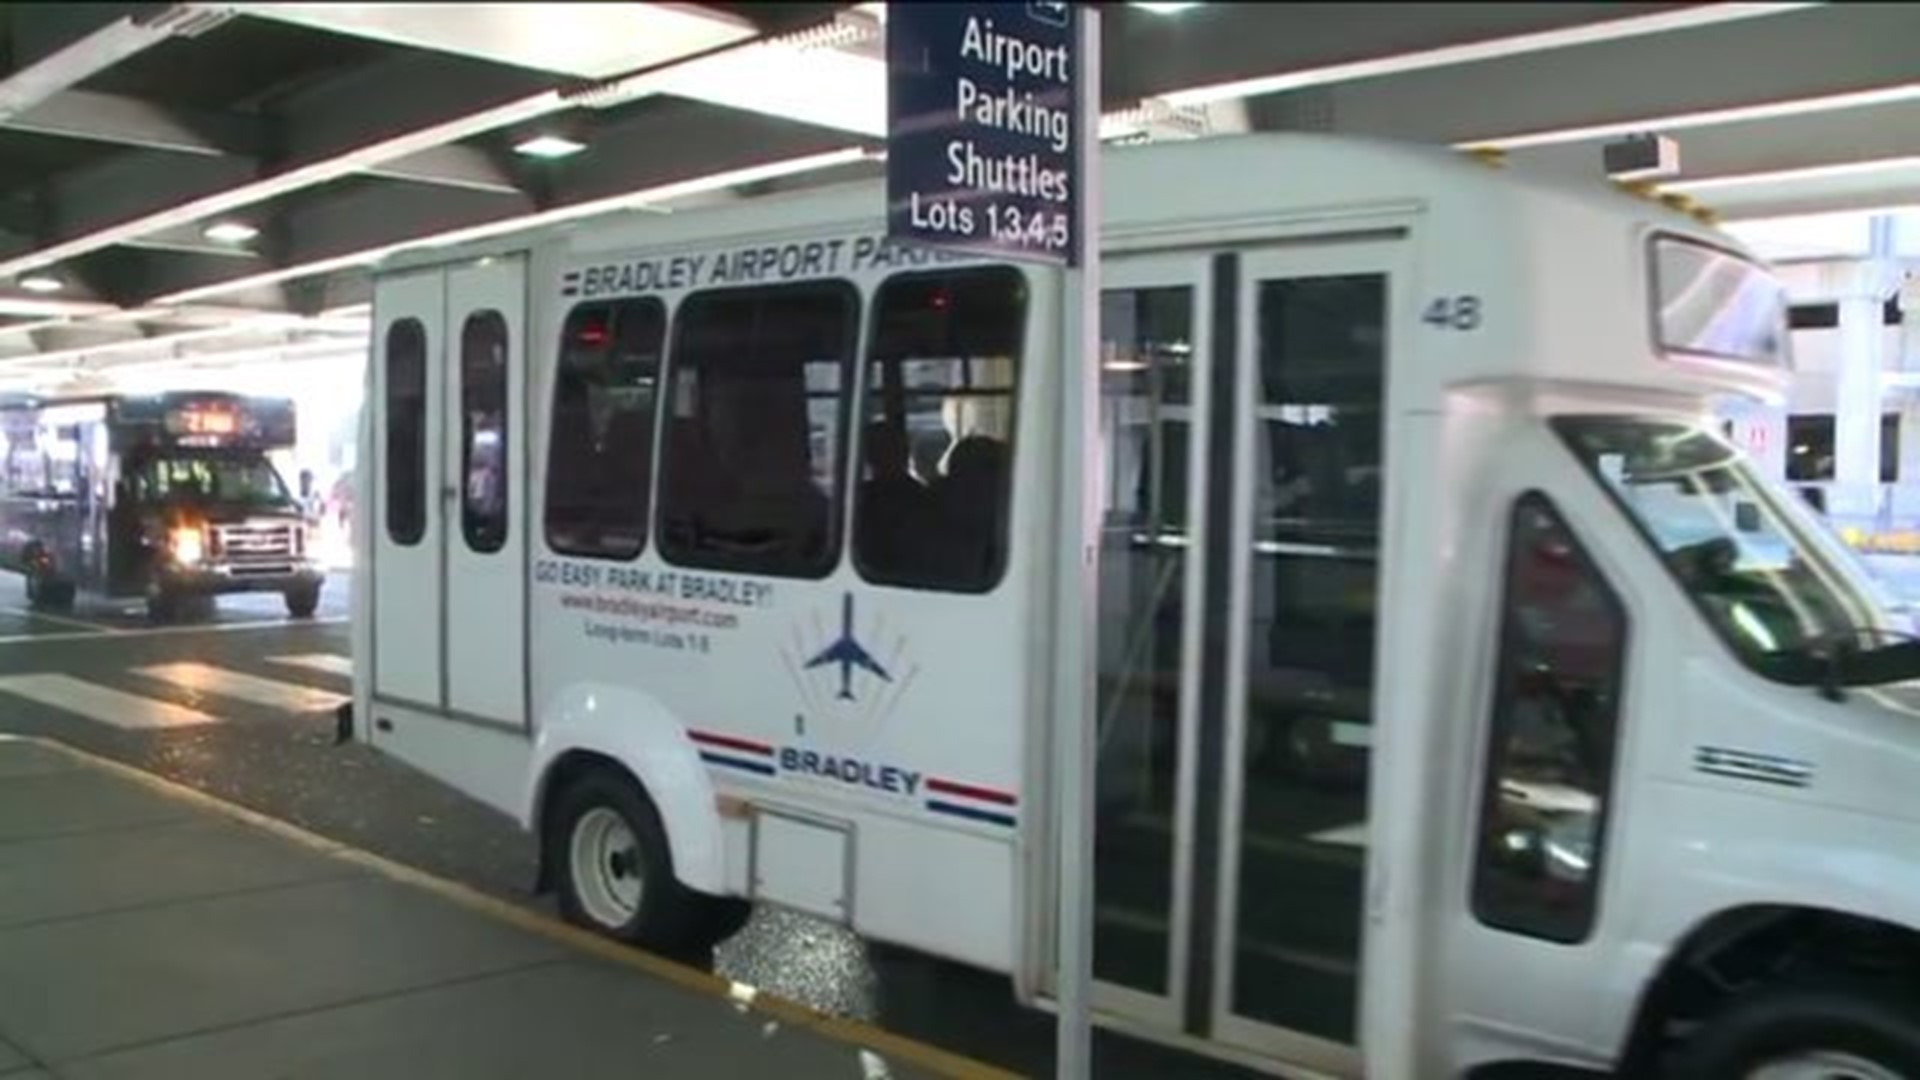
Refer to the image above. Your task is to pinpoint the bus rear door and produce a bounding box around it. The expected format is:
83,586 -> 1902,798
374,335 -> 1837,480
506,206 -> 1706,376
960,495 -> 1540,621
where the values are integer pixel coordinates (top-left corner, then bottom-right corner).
370,254 -> 528,730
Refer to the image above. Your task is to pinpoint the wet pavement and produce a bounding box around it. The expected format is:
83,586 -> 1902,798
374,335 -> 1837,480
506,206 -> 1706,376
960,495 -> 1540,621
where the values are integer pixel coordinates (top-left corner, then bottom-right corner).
0,574 -> 1262,1079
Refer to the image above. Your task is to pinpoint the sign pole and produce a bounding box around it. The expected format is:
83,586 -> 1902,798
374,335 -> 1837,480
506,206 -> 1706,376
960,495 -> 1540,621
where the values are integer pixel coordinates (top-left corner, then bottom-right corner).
882,3 -> 1101,1071
1053,7 -> 1101,1079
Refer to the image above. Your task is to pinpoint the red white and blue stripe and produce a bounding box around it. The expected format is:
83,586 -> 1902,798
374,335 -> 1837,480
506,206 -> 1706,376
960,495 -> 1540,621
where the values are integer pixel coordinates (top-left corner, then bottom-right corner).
925,777 -> 1018,828
688,730 -> 777,777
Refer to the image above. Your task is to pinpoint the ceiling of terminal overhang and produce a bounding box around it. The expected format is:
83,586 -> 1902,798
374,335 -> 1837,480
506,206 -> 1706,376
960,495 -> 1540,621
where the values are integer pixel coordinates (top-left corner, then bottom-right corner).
1,2 -> 1915,389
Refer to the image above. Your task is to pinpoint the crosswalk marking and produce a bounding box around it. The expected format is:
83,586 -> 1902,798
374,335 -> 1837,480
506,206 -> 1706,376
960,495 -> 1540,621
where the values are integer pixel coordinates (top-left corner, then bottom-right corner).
0,674 -> 216,729
135,662 -> 348,713
268,653 -> 353,678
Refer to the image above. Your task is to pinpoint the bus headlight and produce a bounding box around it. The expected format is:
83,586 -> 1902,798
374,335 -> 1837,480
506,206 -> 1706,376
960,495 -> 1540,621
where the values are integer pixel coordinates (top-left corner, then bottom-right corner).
170,525 -> 204,565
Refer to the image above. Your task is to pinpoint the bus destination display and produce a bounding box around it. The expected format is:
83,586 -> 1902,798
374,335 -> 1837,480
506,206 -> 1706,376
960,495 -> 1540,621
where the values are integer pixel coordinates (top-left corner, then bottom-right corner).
887,1 -> 1081,266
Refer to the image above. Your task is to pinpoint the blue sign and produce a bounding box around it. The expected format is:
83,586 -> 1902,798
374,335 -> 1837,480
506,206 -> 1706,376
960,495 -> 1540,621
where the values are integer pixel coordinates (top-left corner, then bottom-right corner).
887,2 -> 1081,266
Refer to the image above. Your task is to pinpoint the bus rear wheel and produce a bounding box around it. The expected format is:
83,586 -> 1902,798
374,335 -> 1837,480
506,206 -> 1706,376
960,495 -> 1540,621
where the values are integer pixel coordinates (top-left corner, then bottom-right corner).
284,584 -> 321,619
547,768 -> 707,954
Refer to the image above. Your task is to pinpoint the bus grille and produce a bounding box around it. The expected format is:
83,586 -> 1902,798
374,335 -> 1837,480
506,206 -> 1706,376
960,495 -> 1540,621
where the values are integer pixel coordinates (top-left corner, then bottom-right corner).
213,523 -> 296,574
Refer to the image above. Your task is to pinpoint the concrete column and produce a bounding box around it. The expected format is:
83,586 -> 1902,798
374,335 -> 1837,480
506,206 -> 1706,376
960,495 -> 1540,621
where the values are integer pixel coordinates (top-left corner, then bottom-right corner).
1829,218 -> 1898,524
1901,401 -> 1920,484
1832,291 -> 1885,520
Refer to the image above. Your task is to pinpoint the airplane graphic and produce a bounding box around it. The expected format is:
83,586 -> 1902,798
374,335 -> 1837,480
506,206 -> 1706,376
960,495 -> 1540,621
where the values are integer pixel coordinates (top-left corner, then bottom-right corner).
805,592 -> 891,702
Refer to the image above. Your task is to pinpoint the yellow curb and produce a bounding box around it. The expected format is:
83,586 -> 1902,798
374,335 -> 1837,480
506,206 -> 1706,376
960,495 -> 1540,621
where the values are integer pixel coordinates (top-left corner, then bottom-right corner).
15,735 -> 1023,1080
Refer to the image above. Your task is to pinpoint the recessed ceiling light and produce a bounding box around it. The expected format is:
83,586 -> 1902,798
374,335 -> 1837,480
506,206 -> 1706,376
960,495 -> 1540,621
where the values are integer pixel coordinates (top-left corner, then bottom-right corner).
514,134 -> 587,160
17,274 -> 63,294
1133,2 -> 1201,13
202,220 -> 260,244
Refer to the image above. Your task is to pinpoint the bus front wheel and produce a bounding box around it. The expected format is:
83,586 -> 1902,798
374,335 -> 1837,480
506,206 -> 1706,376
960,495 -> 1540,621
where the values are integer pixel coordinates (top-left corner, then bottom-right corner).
1667,979 -> 1920,1079
547,768 -> 707,954
284,584 -> 321,619
146,586 -> 182,624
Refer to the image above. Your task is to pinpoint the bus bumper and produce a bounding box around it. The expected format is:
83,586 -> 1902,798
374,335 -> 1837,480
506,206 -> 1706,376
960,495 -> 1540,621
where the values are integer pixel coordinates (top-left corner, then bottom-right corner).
156,560 -> 326,595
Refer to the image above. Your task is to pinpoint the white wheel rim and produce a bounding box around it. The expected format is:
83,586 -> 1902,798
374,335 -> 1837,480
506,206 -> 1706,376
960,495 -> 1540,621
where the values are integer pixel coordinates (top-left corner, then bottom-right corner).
1750,1050 -> 1907,1080
568,807 -> 643,927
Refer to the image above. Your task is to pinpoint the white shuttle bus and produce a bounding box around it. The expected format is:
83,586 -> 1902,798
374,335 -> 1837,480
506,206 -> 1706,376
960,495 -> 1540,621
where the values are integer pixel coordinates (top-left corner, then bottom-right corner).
353,134 -> 1920,1078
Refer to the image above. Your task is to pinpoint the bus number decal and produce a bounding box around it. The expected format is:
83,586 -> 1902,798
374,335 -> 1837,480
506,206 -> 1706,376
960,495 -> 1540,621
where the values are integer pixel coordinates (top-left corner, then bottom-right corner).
1423,295 -> 1482,331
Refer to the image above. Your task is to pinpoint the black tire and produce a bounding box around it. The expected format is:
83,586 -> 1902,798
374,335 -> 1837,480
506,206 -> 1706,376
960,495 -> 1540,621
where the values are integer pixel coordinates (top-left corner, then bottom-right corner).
146,586 -> 180,624
285,584 -> 321,619
41,580 -> 76,611
547,768 -> 706,952
700,896 -> 754,947
21,548 -> 71,612
1667,980 -> 1920,1079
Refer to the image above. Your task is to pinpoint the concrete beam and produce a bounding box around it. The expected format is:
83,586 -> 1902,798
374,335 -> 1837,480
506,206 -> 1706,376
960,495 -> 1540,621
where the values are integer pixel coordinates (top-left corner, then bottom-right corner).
545,98 -> 859,208
1672,161 -> 1920,222
362,144 -> 524,195
69,246 -> 271,310
270,51 -> 557,166
1105,3 -> 1677,106
1504,98 -> 1920,189
1,5 -> 212,119
1254,4 -> 1920,146
0,88 -> 256,155
282,183 -> 534,268
119,100 -> 855,306
1,86 -> 524,199
3,5 -> 160,72
0,50 -> 571,279
31,151 -> 257,250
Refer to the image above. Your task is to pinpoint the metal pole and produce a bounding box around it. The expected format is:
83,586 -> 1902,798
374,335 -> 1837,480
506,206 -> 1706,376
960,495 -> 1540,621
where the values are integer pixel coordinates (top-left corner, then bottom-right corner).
1053,5 -> 1102,1079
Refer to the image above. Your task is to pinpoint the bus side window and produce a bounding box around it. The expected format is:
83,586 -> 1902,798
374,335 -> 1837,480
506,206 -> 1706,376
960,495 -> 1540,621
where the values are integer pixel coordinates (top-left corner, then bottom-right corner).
385,318 -> 429,546
544,299 -> 665,561
4,440 -> 44,497
1471,493 -> 1628,944
854,266 -> 1025,593
460,309 -> 510,554
656,281 -> 858,579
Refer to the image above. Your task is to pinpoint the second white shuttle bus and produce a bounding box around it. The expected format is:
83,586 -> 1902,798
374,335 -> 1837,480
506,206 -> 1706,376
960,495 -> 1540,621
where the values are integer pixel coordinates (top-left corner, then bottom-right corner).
354,134 -> 1920,1078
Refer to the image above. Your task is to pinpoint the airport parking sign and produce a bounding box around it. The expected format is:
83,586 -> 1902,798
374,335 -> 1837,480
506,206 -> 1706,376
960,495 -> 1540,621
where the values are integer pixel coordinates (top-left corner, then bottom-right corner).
886,2 -> 1083,265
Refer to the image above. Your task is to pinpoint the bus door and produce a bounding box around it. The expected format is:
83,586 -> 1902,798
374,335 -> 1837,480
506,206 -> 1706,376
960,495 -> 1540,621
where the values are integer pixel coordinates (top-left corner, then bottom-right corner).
371,271 -> 445,710
370,257 -> 529,729
1083,238 -> 1404,1073
442,255 -> 527,728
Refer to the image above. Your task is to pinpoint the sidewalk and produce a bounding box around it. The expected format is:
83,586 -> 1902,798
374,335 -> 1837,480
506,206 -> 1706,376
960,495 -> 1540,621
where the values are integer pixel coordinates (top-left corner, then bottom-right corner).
0,737 -> 996,1080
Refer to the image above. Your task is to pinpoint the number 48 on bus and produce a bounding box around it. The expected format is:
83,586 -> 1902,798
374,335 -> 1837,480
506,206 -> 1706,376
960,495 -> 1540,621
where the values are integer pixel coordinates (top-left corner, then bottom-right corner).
1424,295 -> 1482,330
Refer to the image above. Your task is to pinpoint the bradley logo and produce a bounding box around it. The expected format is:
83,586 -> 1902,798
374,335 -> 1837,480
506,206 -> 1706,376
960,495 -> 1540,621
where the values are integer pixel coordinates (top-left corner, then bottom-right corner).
804,593 -> 890,702
781,592 -> 917,739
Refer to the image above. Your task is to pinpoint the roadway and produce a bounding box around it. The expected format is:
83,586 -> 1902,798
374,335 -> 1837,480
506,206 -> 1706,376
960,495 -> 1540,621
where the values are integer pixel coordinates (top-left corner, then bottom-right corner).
0,574 -> 1259,1080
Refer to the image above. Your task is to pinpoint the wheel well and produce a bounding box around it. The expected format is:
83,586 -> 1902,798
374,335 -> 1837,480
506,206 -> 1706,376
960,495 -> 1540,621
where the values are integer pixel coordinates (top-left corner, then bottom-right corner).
1618,904 -> 1920,1074
532,750 -> 640,894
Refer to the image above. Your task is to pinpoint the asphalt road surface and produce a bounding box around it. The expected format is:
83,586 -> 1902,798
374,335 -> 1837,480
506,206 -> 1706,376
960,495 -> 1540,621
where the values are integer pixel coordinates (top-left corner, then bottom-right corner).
0,572 -> 1265,1079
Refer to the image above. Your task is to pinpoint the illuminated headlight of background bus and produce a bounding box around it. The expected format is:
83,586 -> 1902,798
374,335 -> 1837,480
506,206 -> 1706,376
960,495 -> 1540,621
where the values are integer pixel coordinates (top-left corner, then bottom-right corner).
170,525 -> 204,565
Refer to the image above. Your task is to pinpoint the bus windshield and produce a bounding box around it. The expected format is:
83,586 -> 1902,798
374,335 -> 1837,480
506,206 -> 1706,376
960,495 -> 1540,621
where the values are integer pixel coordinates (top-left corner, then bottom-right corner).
1555,416 -> 1892,684
131,452 -> 292,508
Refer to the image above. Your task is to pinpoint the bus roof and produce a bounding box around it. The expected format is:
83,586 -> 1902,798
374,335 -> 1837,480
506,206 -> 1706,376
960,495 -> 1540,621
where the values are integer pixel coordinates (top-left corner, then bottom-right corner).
375,132 -> 1787,409
0,390 -> 293,412
375,133 -> 1734,273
